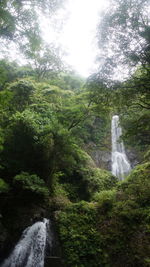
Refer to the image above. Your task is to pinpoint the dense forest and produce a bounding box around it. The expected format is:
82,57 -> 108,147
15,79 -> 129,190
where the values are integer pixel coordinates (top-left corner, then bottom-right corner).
0,0 -> 150,266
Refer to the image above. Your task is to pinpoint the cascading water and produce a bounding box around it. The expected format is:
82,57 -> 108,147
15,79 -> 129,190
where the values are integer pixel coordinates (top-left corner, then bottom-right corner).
1,219 -> 52,267
111,115 -> 131,180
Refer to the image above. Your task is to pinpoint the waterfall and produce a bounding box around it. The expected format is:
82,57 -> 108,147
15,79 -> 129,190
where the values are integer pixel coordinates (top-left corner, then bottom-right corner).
1,219 -> 52,267
111,115 -> 131,180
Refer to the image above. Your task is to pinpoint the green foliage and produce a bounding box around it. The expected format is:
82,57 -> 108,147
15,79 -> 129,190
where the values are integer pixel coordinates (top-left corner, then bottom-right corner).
82,168 -> 118,199
13,172 -> 49,198
0,178 -> 10,193
45,73 -> 85,91
54,180 -> 81,203
0,34 -> 149,267
121,110 -> 150,147
0,70 -> 106,196
113,66 -> 150,113
63,166 -> 118,202
57,162 -> 150,267
50,145 -> 95,201
111,67 -> 150,157
144,149 -> 150,162
8,79 -> 35,111
94,0 -> 150,160
0,105 -> 54,181
119,162 -> 150,205
0,0 -> 65,85
0,0 -> 63,41
0,128 -> 4,153
0,1 -> 149,266
0,59 -> 17,89
97,0 -> 150,77
93,189 -> 116,211
57,202 -> 101,267
0,59 -> 35,90
27,45 -> 64,80
0,3 -> 15,38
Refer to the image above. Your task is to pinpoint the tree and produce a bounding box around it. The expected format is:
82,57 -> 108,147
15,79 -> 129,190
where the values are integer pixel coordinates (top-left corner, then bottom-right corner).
26,45 -> 64,80
0,0 -> 65,69
93,0 -> 150,158
7,79 -> 35,111
0,0 -> 63,40
0,59 -> 18,89
97,0 -> 150,78
116,67 -> 150,110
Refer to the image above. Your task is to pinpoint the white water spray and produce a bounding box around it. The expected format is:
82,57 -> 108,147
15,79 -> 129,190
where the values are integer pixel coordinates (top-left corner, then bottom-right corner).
111,115 -> 131,180
1,219 -> 51,267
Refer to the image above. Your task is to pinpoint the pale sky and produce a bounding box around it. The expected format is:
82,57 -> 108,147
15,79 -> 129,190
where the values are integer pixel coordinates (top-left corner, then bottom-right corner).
41,0 -> 110,77
0,0 -> 110,77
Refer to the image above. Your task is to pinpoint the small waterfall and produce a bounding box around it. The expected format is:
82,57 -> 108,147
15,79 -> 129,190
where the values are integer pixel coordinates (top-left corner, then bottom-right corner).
111,115 -> 131,180
1,219 -> 52,267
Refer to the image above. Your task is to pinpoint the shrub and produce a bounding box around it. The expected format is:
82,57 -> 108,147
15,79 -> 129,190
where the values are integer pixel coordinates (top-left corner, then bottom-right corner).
56,163 -> 150,267
0,178 -> 10,193
93,189 -> 116,208
80,167 -> 118,199
13,172 -> 49,199
118,162 -> 150,205
57,201 -> 101,267
8,79 -> 35,111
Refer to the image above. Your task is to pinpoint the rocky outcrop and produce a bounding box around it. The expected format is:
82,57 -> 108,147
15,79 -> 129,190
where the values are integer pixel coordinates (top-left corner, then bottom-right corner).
85,141 -> 139,172
90,150 -> 111,170
126,148 -> 140,168
85,142 -> 111,171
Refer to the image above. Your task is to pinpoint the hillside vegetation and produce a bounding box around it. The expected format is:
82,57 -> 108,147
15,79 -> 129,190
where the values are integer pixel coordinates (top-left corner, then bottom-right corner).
0,0 -> 150,266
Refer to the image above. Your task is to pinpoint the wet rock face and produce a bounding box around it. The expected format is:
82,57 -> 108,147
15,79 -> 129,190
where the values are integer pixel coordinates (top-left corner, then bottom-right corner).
0,221 -> 8,255
90,150 -> 112,171
86,142 -> 139,172
89,148 -> 139,174
85,142 -> 112,171
126,149 -> 139,168
45,257 -> 65,267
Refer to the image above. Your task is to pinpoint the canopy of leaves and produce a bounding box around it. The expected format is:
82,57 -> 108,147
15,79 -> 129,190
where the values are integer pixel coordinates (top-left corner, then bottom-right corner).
97,0 -> 150,78
14,172 -> 49,198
